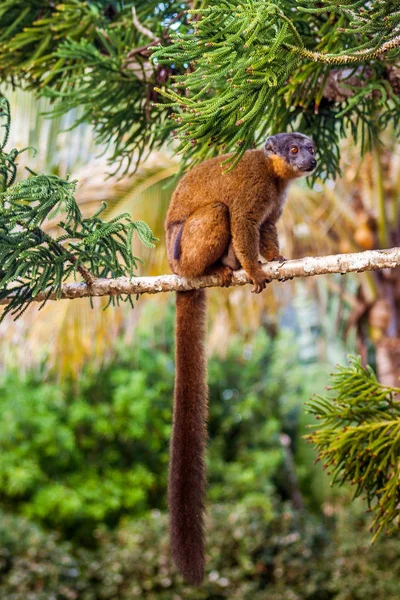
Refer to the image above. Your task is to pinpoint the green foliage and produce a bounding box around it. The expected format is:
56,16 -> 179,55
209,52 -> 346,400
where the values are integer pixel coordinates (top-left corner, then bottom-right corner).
0,0 -> 194,173
84,506 -> 333,599
0,95 -> 157,320
0,302 -> 320,540
0,0 -> 103,82
207,329 -> 308,510
306,356 -> 400,541
0,1 -> 398,177
0,511 -> 87,599
0,358 -> 172,539
153,0 -> 400,176
0,1 -> 189,87
153,0 -> 304,168
42,33 -> 166,176
1,506 -> 400,599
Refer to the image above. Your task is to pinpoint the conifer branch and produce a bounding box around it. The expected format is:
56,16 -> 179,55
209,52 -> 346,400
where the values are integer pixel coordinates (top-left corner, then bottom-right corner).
0,94 -> 157,322
1,248 -> 400,307
14,220 -> 96,286
306,357 -> 400,541
152,0 -> 400,177
289,34 -> 400,65
131,6 -> 159,42
0,1 -> 397,178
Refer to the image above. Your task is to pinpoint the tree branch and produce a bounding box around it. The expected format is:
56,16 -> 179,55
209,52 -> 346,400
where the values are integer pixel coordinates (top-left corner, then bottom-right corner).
1,248 -> 400,306
131,6 -> 159,42
322,65 -> 400,102
289,33 -> 400,65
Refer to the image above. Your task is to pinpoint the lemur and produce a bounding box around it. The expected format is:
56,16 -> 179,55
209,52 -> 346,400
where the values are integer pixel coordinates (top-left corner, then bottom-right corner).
164,133 -> 317,584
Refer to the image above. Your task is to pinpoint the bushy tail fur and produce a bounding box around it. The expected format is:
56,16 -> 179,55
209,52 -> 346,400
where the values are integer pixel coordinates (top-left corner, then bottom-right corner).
168,289 -> 208,585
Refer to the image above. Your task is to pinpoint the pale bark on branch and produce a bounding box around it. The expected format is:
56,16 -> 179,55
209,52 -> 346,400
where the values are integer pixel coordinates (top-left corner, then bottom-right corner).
1,247 -> 400,306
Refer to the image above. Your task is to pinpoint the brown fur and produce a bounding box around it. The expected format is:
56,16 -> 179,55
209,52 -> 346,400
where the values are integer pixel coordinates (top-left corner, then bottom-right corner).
169,289 -> 208,585
166,151 -> 302,289
165,146 -> 312,584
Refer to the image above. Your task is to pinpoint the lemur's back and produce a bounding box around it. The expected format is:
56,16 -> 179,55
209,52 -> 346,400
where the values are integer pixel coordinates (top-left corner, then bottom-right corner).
165,149 -> 270,225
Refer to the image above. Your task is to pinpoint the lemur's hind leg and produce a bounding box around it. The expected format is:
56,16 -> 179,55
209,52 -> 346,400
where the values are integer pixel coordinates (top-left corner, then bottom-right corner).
221,240 -> 241,271
167,202 -> 231,282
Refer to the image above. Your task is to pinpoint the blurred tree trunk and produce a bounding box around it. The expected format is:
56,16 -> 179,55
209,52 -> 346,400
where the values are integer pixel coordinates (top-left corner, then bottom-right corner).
375,338 -> 400,387
369,147 -> 400,387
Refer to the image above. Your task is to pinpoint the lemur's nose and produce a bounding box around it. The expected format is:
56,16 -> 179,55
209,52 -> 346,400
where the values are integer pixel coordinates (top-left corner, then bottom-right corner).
310,158 -> 317,168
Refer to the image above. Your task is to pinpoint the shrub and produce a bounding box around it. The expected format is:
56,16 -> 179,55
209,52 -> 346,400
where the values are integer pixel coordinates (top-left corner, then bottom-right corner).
0,507 -> 400,599
0,512 -> 86,600
0,303 -> 324,540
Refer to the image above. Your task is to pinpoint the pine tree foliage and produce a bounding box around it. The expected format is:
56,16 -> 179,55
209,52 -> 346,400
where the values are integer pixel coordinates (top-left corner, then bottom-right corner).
0,1 -> 397,177
153,0 -> 400,176
306,357 -> 400,541
0,0 -> 194,174
41,31 -> 175,177
0,95 -> 157,321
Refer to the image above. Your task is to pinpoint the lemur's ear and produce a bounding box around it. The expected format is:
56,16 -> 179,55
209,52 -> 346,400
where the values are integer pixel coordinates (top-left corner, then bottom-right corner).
264,136 -> 277,155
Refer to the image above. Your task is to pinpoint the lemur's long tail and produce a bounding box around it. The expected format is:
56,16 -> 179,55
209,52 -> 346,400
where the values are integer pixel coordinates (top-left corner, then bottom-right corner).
168,289 -> 208,585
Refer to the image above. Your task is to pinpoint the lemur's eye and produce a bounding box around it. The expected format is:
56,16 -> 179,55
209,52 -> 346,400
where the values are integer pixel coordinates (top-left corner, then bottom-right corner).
290,146 -> 298,154
308,147 -> 314,154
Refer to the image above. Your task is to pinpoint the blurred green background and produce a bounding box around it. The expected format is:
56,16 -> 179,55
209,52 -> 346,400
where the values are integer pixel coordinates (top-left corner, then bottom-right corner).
0,88 -> 400,599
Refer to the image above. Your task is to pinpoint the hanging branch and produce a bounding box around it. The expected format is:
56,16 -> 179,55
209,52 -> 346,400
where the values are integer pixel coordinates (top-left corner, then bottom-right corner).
131,6 -> 159,42
1,247 -> 400,307
291,35 -> 400,65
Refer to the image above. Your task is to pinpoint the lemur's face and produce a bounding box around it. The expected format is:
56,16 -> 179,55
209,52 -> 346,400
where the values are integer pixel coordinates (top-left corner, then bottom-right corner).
264,133 -> 317,175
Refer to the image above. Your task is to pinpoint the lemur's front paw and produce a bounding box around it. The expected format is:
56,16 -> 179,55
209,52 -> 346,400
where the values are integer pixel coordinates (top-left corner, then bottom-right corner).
262,255 -> 286,263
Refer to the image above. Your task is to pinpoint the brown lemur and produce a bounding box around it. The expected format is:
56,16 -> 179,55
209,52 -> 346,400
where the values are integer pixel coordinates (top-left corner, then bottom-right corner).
165,133 -> 317,585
